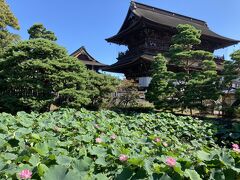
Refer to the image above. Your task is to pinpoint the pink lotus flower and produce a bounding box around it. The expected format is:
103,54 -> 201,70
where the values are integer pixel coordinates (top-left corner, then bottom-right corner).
154,137 -> 161,143
53,126 -> 60,132
95,137 -> 102,143
94,124 -> 100,129
233,148 -> 240,153
110,134 -> 117,140
166,157 -> 176,167
119,154 -> 128,162
163,142 -> 168,147
232,144 -> 239,149
19,169 -> 32,179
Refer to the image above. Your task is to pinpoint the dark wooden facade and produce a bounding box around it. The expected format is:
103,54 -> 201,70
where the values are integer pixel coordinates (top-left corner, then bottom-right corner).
104,1 -> 239,81
71,46 -> 107,72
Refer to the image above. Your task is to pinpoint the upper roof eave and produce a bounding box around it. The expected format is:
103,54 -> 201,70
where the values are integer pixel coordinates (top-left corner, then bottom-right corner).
71,46 -> 107,66
106,19 -> 143,43
140,16 -> 240,46
138,12 -> 239,45
106,1 -> 240,46
133,1 -> 207,26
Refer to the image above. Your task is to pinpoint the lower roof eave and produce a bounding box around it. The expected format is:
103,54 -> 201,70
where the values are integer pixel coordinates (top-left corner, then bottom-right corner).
103,54 -> 153,72
102,66 -> 126,73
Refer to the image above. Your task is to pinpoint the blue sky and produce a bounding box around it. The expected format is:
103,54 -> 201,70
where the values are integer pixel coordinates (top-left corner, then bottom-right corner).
7,0 -> 240,66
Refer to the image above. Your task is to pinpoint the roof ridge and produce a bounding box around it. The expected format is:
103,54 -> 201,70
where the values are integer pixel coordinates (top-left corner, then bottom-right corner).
71,46 -> 96,61
132,1 -> 208,27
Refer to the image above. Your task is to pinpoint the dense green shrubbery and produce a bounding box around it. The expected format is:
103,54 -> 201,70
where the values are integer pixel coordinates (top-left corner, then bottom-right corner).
0,24 -> 119,113
0,109 -> 239,179
0,0 -> 20,57
146,24 -> 220,113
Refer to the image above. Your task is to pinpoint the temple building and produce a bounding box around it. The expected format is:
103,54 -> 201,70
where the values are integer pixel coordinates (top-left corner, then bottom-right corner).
104,1 -> 239,87
71,46 -> 107,72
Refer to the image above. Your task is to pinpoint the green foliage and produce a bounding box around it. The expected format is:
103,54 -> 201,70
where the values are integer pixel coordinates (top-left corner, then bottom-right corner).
0,109 -> 239,179
87,71 -> 120,109
162,24 -> 219,112
231,50 -> 240,62
222,50 -> 240,116
111,79 -> 141,108
28,24 -> 57,41
146,54 -> 176,110
171,24 -> 201,46
0,24 -> 119,113
222,50 -> 240,93
0,0 -> 19,29
184,59 -> 220,112
0,38 -> 91,113
0,0 -> 20,56
147,24 -> 220,112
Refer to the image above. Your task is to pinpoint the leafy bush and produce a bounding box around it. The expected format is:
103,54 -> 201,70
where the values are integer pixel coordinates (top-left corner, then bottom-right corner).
110,79 -> 141,108
0,39 -> 91,113
87,71 -> 119,110
0,0 -> 20,57
0,41 -> 118,113
0,24 -> 119,113
147,25 -> 220,113
0,109 -> 239,179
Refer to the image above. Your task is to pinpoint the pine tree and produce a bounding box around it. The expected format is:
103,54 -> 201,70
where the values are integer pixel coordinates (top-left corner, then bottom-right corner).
0,0 -> 20,56
169,24 -> 219,113
222,50 -> 240,92
146,54 -> 175,110
28,24 -> 57,41
147,24 -> 219,113
222,50 -> 240,116
0,23 -> 119,113
0,31 -> 90,113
